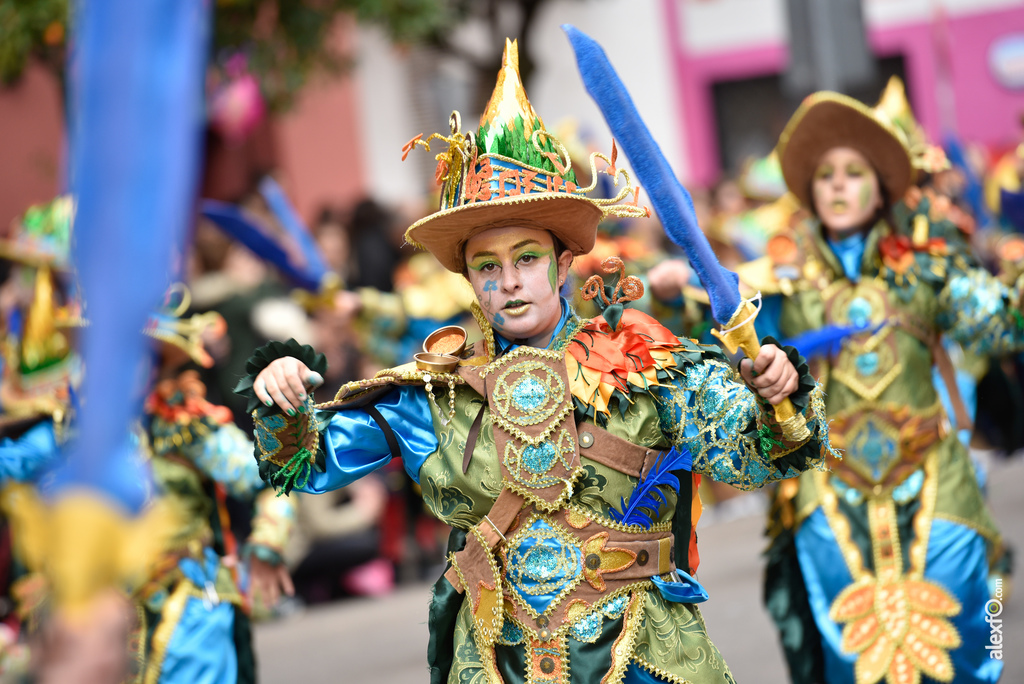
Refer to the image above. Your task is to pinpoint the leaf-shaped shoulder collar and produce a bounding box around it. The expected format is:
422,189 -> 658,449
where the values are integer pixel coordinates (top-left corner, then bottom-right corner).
563,308 -> 716,421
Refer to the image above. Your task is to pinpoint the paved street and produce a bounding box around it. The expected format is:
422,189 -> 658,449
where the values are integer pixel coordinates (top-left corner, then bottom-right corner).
255,457 -> 1024,683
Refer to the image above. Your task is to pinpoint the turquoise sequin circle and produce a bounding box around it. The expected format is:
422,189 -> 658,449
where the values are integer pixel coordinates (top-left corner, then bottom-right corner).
492,360 -> 565,428
503,429 -> 576,489
522,441 -> 558,474
512,376 -> 548,412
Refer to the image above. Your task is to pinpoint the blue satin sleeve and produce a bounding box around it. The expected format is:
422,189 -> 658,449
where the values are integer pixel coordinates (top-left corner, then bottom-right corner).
0,421 -> 60,483
299,385 -> 438,494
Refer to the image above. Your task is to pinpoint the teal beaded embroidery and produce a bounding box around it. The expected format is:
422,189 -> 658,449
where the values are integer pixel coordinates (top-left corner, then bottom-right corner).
512,376 -> 548,412
254,414 -> 286,456
522,442 -> 558,474
569,611 -> 602,643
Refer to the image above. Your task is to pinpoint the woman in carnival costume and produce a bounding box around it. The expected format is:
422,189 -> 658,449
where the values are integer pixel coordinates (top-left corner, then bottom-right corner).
753,93 -> 1022,684
129,288 -> 296,684
238,39 -> 835,684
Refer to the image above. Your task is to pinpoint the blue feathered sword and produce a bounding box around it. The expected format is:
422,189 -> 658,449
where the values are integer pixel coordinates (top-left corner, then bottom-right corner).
564,25 -> 809,440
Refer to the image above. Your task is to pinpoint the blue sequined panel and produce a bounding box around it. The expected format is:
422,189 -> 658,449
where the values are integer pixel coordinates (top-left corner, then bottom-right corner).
512,376 -> 548,413
602,594 -> 629,619
503,429 -> 576,490
892,469 -> 924,504
847,296 -> 873,329
855,352 -> 879,377
505,517 -> 583,616
848,419 -> 898,481
831,476 -> 865,506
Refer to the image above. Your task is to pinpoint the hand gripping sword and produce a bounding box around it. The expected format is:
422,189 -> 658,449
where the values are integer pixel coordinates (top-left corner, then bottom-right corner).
564,25 -> 809,441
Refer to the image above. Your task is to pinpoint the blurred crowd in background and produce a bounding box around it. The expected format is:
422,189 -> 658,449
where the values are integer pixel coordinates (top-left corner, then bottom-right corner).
0,1 -> 1023,681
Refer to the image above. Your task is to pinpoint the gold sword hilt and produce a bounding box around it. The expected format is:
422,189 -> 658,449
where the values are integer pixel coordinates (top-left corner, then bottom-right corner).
711,298 -> 810,442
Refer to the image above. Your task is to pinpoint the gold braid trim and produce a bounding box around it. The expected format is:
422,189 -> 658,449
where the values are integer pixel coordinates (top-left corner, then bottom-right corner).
908,451 -> 940,579
631,656 -> 696,684
142,580 -> 191,684
471,301 -> 497,362
601,590 -> 646,684
564,503 -> 672,535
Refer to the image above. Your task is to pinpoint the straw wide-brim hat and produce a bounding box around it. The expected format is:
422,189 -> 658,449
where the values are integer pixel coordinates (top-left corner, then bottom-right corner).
405,193 -> 601,274
777,92 -> 913,209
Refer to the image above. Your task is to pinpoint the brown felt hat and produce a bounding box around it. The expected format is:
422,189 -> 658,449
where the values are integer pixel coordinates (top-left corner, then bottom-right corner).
405,194 -> 602,273
404,39 -> 645,273
776,92 -> 913,209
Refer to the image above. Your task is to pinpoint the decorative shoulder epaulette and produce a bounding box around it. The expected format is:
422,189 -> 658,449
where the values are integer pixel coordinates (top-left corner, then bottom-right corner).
147,370 -> 232,458
880,190 -> 974,298
564,308 -> 724,424
321,338 -> 490,410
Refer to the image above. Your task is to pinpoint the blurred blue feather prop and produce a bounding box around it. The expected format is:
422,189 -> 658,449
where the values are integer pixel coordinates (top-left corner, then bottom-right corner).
200,177 -> 329,292
610,447 -> 692,529
564,25 -> 741,325
780,323 -> 878,359
944,134 -> 990,230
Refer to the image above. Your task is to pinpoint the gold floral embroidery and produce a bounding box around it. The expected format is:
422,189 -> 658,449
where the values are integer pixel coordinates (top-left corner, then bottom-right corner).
821,453 -> 962,684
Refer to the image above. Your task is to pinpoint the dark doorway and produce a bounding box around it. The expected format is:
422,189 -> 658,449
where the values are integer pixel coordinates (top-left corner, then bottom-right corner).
710,55 -> 906,178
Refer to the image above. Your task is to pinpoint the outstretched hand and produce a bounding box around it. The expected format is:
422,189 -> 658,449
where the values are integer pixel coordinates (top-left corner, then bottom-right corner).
254,357 -> 324,414
739,344 -> 798,406
249,556 -> 295,609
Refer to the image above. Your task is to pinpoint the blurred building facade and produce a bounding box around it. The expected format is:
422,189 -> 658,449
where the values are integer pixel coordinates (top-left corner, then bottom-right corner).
3,0 -> 1024,226
349,0 -> 1024,206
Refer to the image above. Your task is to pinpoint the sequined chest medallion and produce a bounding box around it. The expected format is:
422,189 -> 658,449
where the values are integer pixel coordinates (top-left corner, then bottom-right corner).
483,347 -> 581,511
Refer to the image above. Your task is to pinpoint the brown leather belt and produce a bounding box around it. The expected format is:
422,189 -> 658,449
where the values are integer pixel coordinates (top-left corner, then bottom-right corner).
828,402 -> 949,492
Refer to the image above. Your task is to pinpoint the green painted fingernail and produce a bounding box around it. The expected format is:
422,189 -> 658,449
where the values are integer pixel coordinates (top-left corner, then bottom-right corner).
287,408 -> 296,417
265,399 -> 274,407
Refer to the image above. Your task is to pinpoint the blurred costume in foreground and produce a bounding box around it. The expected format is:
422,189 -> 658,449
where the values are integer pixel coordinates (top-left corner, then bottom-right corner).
759,93 -> 1021,684
238,39 -> 835,684
133,294 -> 295,684
0,198 -> 81,679
0,197 -> 81,485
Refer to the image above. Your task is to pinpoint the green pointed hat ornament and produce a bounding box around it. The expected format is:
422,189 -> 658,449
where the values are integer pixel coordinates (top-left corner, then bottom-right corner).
403,38 -> 649,273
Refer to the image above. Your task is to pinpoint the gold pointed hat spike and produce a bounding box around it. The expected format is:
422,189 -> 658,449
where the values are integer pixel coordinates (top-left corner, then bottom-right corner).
874,76 -> 948,173
874,76 -> 922,148
478,38 -> 544,151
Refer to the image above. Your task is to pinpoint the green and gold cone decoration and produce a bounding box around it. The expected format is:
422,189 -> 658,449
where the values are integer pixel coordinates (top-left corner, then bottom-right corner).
0,196 -> 83,422
874,76 -> 949,174
477,39 -> 575,182
0,196 -> 74,270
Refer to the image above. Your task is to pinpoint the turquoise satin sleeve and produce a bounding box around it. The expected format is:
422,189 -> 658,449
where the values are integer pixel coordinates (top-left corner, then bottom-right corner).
192,423 -> 265,500
0,420 -> 60,483
300,385 -> 438,494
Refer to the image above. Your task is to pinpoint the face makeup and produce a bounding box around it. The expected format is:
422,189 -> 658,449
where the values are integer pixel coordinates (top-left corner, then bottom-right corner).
811,147 -> 882,238
464,226 -> 570,346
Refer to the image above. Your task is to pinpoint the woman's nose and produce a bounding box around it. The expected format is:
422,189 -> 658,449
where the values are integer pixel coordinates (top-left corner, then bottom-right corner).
501,267 -> 521,292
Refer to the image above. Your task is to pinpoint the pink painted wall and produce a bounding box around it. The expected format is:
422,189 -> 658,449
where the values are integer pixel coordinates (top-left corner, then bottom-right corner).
0,61 -> 64,232
276,20 -> 366,223
0,24 -> 364,233
662,2 -> 1024,186
942,7 -> 1024,147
